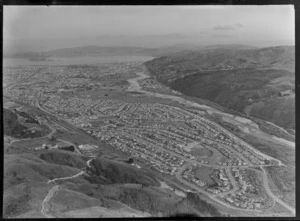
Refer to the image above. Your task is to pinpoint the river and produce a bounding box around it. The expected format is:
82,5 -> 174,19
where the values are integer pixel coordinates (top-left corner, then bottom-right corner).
127,71 -> 295,150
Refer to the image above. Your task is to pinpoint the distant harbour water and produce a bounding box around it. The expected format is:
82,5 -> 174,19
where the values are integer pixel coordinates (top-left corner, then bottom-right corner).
3,56 -> 154,67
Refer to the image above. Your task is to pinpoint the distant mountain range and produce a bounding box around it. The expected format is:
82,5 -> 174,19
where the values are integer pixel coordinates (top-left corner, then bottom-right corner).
3,44 -> 258,59
4,46 -> 156,59
145,45 -> 295,131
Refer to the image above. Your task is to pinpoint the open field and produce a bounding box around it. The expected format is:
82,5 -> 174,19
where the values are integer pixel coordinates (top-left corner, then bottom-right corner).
190,146 -> 213,159
195,166 -> 216,186
205,148 -> 228,165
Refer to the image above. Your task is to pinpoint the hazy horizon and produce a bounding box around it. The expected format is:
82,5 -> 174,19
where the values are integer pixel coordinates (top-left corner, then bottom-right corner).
4,6 -> 295,53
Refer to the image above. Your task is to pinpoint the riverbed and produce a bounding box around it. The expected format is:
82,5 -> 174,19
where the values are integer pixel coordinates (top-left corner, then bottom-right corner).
127,70 -> 295,150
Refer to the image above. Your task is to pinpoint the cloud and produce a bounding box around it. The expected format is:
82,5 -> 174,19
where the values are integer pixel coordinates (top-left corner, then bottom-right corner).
213,23 -> 244,31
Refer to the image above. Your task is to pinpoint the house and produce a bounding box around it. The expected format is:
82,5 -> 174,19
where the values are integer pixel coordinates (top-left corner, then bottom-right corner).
226,197 -> 234,203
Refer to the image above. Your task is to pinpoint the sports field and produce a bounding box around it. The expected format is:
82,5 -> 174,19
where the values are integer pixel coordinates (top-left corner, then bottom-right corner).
190,146 -> 213,159
194,166 -> 216,186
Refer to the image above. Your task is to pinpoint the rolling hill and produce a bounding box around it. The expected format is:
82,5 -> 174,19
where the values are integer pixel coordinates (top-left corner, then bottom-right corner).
4,148 -> 223,218
144,45 -> 295,131
3,108 -> 27,137
87,157 -> 160,186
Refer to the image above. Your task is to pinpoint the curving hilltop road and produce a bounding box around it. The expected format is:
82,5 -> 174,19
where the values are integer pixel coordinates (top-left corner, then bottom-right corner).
41,158 -> 94,218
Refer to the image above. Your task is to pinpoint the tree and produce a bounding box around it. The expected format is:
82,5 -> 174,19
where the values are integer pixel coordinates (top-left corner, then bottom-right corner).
127,158 -> 134,164
49,135 -> 56,141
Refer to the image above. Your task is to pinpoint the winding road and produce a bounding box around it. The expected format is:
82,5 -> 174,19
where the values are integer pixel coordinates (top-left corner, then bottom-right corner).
41,158 -> 94,218
41,185 -> 60,218
174,163 -> 264,213
47,171 -> 85,184
260,166 -> 295,215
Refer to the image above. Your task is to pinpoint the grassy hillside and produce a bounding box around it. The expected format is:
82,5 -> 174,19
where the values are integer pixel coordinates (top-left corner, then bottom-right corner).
3,153 -> 84,217
4,148 -> 222,218
39,150 -> 89,169
265,166 -> 295,208
145,46 -> 295,131
173,192 -> 222,217
169,69 -> 294,130
88,157 -> 159,186
146,46 -> 294,73
62,182 -> 221,217
4,108 -> 50,139
3,108 -> 27,138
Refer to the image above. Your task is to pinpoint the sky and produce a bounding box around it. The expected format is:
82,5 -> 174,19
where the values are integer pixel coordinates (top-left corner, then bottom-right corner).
4,5 -> 295,51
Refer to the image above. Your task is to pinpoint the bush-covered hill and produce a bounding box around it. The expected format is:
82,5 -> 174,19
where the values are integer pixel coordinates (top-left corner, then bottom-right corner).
3,108 -> 51,139
39,150 -> 89,169
88,157 -> 159,186
3,108 -> 27,137
145,46 -> 295,131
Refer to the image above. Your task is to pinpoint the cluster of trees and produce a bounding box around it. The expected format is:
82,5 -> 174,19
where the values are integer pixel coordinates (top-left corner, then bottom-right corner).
125,158 -> 134,164
91,158 -> 158,186
118,189 -> 155,213
14,110 -> 39,124
58,145 -> 75,152
186,192 -> 222,216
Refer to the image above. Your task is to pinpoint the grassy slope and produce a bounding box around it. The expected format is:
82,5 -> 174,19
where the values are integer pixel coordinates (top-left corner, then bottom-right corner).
62,182 -> 219,217
39,150 -> 90,169
89,157 -> 160,186
4,147 -> 223,218
3,152 -> 83,217
169,69 -> 294,130
3,108 -> 27,137
265,166 -> 295,208
4,108 -> 51,139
